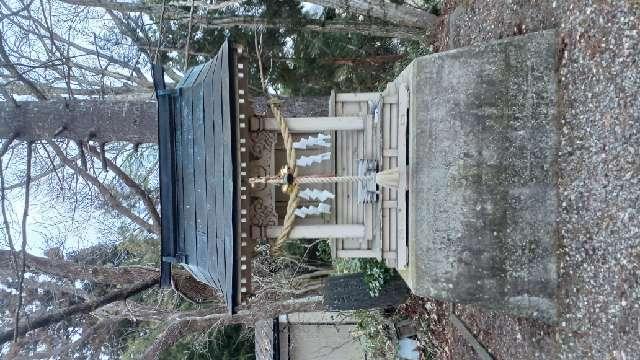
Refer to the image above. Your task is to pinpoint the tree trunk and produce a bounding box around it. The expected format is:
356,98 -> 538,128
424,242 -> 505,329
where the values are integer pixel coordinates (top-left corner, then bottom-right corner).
308,0 -> 438,30
60,0 -> 236,14
0,250 -> 223,303
0,275 -> 159,346
0,100 -> 158,144
0,97 -> 328,144
60,0 -> 171,14
0,250 -> 158,286
60,0 -> 431,38
60,0 -> 424,39
192,16 -> 423,40
329,54 -> 407,65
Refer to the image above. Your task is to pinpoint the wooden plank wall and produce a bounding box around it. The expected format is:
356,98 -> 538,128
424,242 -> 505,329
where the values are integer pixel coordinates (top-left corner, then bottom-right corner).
262,90 -> 407,269
333,90 -> 408,269
380,83 -> 409,269
334,93 -> 377,257
381,90 -> 398,268
173,44 -> 239,311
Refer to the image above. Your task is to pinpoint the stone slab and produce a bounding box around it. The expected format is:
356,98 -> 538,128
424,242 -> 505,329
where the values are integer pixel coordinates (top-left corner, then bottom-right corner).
399,30 -> 560,323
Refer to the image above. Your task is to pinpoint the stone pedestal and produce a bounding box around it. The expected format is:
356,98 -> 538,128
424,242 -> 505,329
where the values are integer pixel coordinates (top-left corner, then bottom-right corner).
400,31 -> 559,323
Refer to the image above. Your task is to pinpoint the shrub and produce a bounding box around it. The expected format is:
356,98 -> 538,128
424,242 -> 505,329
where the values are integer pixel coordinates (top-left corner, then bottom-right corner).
352,310 -> 397,360
334,258 -> 393,297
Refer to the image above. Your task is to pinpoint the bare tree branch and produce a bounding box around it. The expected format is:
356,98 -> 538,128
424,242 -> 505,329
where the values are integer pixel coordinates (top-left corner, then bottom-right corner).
0,134 -> 18,273
0,2 -> 150,88
143,296 -> 323,360
0,0 -> 35,22
0,84 -> 18,107
59,0 -> 238,15
48,319 -> 113,359
0,249 -> 158,285
60,0 -> 433,32
0,275 -> 160,346
183,0 -> 195,70
192,16 -> 424,40
85,143 -> 161,228
0,34 -> 46,100
94,302 -> 225,323
47,141 -> 160,235
1,80 -> 143,98
63,0 -> 423,40
153,0 -> 168,64
13,142 -> 32,342
1,154 -> 82,191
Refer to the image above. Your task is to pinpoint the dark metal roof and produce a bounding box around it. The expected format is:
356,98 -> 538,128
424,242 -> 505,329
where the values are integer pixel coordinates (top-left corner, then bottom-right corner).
153,40 -> 243,313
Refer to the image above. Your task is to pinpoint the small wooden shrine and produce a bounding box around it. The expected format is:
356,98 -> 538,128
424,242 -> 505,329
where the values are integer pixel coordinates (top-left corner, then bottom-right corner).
153,39 -> 409,313
155,32 -> 561,322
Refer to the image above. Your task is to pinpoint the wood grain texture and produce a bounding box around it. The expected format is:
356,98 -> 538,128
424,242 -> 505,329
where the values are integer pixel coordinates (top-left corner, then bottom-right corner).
221,42 -> 235,310
204,53 -> 219,288
397,83 -> 409,269
153,64 -> 175,287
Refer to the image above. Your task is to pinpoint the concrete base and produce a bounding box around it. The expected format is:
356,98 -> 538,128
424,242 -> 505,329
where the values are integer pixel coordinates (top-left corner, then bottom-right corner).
398,31 -> 560,323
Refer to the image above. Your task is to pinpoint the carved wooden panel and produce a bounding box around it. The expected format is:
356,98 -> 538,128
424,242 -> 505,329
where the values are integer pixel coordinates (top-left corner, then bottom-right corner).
247,131 -> 278,241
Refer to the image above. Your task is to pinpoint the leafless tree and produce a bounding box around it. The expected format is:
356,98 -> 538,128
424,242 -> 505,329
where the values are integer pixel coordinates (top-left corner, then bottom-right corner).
0,1 -> 343,357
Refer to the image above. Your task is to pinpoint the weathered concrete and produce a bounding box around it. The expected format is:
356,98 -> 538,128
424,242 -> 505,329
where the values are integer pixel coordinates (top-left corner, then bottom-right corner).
399,31 -> 560,323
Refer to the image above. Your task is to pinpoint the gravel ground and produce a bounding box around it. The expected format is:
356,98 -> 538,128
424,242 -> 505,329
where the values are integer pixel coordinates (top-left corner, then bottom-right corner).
420,0 -> 640,359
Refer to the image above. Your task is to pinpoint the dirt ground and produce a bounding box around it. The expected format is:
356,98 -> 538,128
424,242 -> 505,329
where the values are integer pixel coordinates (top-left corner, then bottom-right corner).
414,0 -> 640,359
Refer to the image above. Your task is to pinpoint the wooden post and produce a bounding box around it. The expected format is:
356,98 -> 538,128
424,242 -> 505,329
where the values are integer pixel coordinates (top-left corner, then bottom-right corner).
266,224 -> 365,239
397,83 -> 409,269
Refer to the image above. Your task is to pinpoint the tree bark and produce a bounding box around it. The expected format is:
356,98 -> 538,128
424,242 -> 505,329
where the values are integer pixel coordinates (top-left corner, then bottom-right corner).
0,250 -> 219,303
190,16 -> 422,40
3,82 -> 143,98
60,0 -> 236,14
0,100 -> 158,144
329,54 -> 406,65
0,97 -> 328,144
0,250 -> 159,286
60,0 -> 430,38
60,0 -> 179,14
0,275 -> 159,346
308,0 -> 437,30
